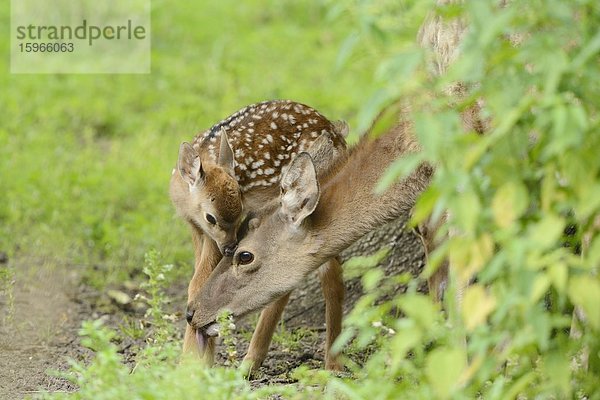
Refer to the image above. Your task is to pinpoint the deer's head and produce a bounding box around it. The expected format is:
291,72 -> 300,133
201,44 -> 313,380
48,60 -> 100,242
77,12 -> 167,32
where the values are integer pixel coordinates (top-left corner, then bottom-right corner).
187,151 -> 327,333
171,129 -> 243,255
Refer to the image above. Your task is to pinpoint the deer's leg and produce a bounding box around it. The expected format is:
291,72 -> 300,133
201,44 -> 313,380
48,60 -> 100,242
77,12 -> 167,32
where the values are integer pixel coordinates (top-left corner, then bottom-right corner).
318,257 -> 345,371
182,230 -> 222,365
243,292 -> 292,372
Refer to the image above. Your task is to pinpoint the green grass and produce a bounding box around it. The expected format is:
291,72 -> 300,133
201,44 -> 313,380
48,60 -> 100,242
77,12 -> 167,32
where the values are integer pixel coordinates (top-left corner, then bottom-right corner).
0,0 -> 378,287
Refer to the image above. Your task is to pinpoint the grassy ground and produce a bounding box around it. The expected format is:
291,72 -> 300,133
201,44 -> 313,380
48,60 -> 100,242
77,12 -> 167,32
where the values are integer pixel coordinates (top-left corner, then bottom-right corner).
0,0 -> 378,287
0,2 -> 385,396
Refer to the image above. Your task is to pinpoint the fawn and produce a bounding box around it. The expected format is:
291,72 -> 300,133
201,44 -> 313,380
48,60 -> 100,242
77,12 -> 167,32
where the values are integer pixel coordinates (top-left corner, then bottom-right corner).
169,100 -> 348,369
186,119 -> 449,366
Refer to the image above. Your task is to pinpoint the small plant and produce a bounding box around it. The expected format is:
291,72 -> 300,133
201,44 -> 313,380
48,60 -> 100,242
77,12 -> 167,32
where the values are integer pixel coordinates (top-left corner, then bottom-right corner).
217,310 -> 238,366
116,316 -> 145,341
272,324 -> 318,353
49,319 -> 129,399
47,319 -> 294,399
137,249 -> 175,345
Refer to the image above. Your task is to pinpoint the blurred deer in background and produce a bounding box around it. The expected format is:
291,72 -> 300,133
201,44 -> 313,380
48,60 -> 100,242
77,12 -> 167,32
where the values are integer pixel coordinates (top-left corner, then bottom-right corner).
170,100 -> 348,369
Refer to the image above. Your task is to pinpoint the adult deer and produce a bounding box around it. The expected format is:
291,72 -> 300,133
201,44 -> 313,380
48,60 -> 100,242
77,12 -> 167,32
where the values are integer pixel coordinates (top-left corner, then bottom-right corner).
169,100 -> 348,369
182,2 -> 473,370
186,119 -> 449,366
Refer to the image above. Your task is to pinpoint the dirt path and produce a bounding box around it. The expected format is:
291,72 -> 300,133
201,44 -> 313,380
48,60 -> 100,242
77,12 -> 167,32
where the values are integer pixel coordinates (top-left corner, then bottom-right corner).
0,258 -> 81,399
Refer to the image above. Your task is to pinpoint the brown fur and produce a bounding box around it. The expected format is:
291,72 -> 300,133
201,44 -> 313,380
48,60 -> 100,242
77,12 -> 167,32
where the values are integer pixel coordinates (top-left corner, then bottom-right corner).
190,100 -> 347,192
181,2 -> 476,369
201,166 -> 242,224
187,120 -> 438,358
170,100 -> 349,370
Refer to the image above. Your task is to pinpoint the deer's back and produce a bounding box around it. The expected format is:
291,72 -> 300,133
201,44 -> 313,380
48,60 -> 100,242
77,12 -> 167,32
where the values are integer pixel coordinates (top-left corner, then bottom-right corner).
191,100 -> 346,192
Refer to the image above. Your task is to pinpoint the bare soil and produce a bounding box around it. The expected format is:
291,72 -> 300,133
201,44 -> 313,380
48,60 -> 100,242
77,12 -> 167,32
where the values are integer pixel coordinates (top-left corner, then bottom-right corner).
0,259 -> 82,399
0,215 -> 426,398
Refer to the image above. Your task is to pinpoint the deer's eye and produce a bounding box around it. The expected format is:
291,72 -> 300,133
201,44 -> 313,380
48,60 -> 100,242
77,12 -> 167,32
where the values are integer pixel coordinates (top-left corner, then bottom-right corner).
205,213 -> 217,225
238,251 -> 254,265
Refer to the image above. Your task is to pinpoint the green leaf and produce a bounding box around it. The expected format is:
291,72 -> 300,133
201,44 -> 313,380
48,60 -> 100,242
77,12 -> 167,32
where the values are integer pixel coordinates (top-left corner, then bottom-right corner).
413,111 -> 459,159
376,151 -> 425,193
586,235 -> 600,269
548,263 -> 567,293
362,268 -> 384,291
356,89 -> 395,134
343,248 -> 389,279
390,325 -> 421,364
453,191 -> 481,233
527,214 -> 564,250
542,352 -> 571,397
370,102 -> 401,138
410,186 -> 441,225
492,181 -> 528,229
530,275 -> 551,304
571,30 -> 600,69
500,371 -> 536,400
399,294 -> 439,331
462,284 -> 497,331
425,346 -> 466,399
568,275 -> 600,330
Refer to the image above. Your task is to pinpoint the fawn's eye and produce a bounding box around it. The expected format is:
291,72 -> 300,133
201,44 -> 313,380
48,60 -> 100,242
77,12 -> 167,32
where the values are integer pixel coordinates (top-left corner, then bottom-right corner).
205,213 -> 217,225
238,251 -> 254,265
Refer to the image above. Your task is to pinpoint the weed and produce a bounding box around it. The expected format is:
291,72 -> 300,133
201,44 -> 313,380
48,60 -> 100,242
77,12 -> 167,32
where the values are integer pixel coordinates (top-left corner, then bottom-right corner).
137,250 -> 175,344
217,310 -> 238,366
271,323 -> 318,352
116,316 -> 145,341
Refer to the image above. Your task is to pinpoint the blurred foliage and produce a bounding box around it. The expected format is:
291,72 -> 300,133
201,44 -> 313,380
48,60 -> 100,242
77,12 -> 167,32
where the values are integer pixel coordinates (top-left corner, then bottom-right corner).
322,0 -> 600,398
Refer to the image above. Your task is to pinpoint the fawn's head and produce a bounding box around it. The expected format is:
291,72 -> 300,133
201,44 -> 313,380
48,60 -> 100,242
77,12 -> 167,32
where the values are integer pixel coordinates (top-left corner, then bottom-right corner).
172,130 -> 243,255
187,151 -> 329,331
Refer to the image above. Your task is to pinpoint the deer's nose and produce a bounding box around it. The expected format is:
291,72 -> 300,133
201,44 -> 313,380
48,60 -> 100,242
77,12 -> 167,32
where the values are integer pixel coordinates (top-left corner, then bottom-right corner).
185,307 -> 195,325
223,243 -> 237,257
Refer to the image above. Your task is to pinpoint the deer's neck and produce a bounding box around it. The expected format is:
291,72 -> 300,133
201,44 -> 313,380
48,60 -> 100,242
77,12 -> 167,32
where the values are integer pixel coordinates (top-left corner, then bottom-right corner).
310,121 -> 433,258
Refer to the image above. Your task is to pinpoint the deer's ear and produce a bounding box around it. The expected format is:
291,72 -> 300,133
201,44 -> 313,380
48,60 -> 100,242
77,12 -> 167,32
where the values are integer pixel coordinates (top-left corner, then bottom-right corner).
178,142 -> 204,187
332,120 -> 349,137
280,152 -> 319,228
218,128 -> 236,175
305,127 -> 348,179
305,132 -> 334,172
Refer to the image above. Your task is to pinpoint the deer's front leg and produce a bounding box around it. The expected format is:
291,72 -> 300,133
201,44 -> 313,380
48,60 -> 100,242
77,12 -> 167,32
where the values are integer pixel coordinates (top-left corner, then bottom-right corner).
319,257 -> 344,371
182,231 -> 222,364
243,292 -> 292,373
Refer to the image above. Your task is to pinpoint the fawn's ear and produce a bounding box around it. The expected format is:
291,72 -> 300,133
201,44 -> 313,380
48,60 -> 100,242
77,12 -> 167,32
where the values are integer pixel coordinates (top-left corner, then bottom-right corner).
218,128 -> 235,175
332,120 -> 349,137
280,152 -> 319,228
177,142 -> 204,188
305,132 -> 339,178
